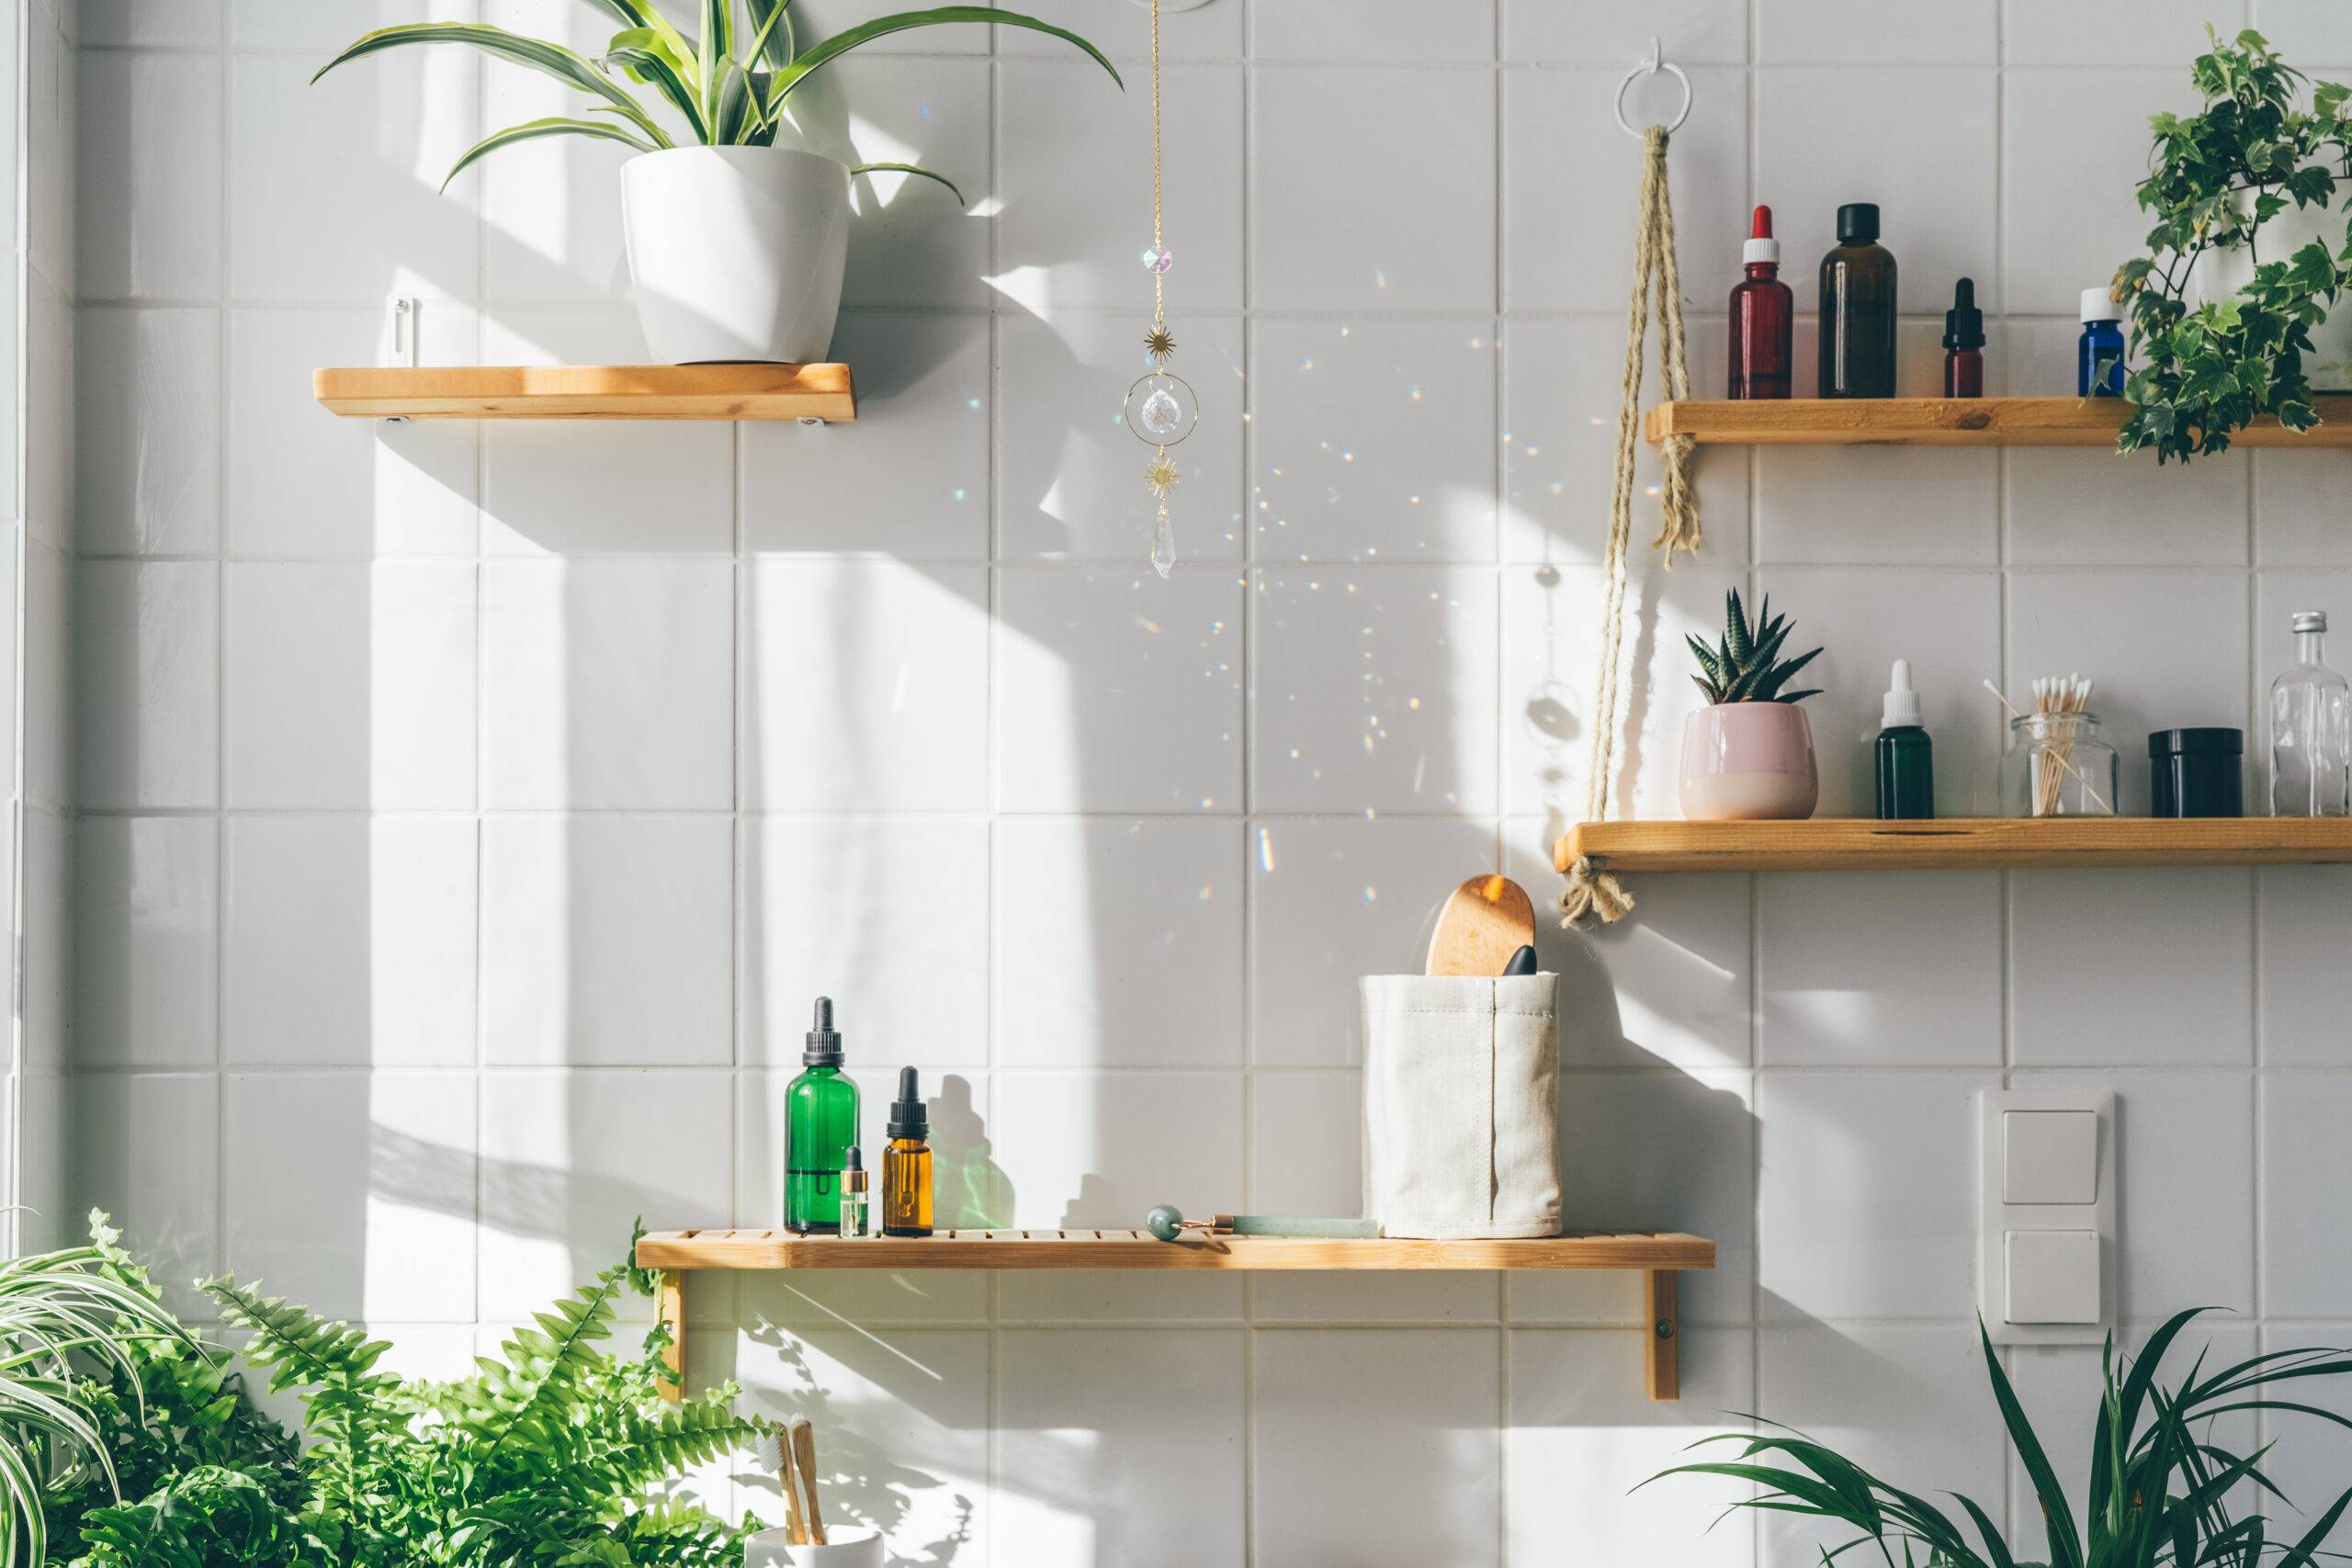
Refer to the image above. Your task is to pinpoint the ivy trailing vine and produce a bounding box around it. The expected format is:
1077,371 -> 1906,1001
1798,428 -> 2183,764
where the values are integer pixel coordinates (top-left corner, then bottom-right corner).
2114,28 -> 2352,462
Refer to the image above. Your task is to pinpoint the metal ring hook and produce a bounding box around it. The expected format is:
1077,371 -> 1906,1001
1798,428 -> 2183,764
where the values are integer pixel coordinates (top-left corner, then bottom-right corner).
1613,36 -> 1692,137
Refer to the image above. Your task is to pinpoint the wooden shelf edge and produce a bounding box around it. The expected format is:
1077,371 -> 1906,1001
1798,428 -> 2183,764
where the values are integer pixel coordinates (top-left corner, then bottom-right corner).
635,1228 -> 1716,1272
1554,817 -> 2352,874
313,363 -> 856,422
1644,395 -> 2352,448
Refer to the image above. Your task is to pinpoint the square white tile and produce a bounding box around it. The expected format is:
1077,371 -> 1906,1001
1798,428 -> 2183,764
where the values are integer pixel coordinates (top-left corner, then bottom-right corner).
226,306 -> 480,558
235,0 -> 476,48
997,1329 -> 1247,1568
1756,1071 -> 1997,1321
742,818 -> 989,1068
476,56 -> 637,307
1755,67 -> 1998,310
1758,0 -> 1995,62
481,558 -> 734,810
74,559 -> 218,810
1756,447 -> 1998,566
224,1071 -> 478,1323
227,51 -> 480,303
1250,66 -> 1496,311
71,1073 -> 219,1318
1254,1329 -> 1501,1567
479,1069 -> 733,1320
1250,815 -> 1499,1066
743,560 -> 989,811
224,561 -> 477,810
1250,1069 -> 1360,1214
2001,67 -> 2199,314
806,58 -> 994,311
2010,868 -> 2253,1066
1506,1327 -> 1755,1568
75,307 -> 219,556
1503,66 -> 1747,315
1001,0 -> 1239,56
995,817 -> 1244,1067
1255,0 -> 1493,59
991,1069 -> 1242,1228
1250,317 -> 1498,562
21,808 -> 66,1072
2262,1073 -> 2352,1317
82,0 -> 221,44
2258,865 -> 2352,1065
2006,570 -> 2251,816
998,310 -> 1245,562
73,816 -> 217,1068
1760,872 -> 2004,1066
27,276 -> 65,555
2006,0 -> 2233,64
75,51 -> 220,300
1253,565 -> 1498,814
224,816 -> 477,1068
998,60 -> 1242,310
479,307 -> 731,554
481,815 -> 734,1067
2254,0 -> 2352,60
744,311 -> 990,557
995,563 -> 1244,813
1504,1 -> 1748,63
2257,451 -> 2352,565
2006,446 -> 2249,567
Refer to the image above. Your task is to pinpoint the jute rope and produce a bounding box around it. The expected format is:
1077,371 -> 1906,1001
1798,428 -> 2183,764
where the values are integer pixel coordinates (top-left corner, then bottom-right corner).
1560,125 -> 1701,927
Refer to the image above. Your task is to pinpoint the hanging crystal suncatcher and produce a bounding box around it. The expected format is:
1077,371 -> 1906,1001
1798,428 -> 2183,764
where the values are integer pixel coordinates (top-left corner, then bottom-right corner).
1122,0 -> 1196,577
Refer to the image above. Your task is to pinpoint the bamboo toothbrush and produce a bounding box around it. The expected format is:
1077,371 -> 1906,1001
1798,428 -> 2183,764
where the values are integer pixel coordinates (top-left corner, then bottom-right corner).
754,1429 -> 807,1547
789,1416 -> 829,1547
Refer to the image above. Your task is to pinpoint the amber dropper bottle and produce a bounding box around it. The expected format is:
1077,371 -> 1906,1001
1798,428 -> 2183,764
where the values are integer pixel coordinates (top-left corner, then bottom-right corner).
881,1066 -> 933,1238
1728,205 -> 1793,400
1942,277 -> 1984,399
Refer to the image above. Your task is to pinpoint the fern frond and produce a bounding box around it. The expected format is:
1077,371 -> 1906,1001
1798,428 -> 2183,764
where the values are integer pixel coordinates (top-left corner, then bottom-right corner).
201,1279 -> 391,1395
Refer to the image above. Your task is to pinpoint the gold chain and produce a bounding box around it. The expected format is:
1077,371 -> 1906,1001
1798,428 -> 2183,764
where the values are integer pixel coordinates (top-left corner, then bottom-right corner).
1150,0 -> 1163,328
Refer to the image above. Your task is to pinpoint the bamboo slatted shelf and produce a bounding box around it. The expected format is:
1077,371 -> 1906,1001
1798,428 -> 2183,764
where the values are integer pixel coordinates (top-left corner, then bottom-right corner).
637,1227 -> 1715,1401
1644,395 -> 2352,447
312,363 -> 855,422
1554,818 -> 2352,875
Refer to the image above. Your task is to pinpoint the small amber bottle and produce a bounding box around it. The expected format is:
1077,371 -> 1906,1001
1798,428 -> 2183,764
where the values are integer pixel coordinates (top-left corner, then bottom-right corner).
881,1066 -> 933,1237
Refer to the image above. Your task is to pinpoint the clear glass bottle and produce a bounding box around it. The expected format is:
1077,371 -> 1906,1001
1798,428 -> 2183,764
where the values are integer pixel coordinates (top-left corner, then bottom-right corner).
2002,712 -> 2119,818
2270,610 -> 2351,817
839,1146 -> 870,1238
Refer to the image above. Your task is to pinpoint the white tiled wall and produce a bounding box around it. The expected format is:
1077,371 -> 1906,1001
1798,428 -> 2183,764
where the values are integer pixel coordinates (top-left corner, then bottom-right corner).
51,2 -> 2352,1564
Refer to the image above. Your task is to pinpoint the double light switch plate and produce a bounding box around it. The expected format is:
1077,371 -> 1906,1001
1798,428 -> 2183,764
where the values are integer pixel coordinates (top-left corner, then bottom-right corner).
1979,1089 -> 2114,1345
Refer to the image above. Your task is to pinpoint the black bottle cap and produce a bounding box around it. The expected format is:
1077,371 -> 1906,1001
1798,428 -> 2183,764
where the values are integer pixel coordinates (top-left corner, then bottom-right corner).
2148,727 -> 2243,758
803,996 -> 843,1066
1943,276 -> 1984,350
888,1066 -> 929,1140
1837,202 -> 1880,243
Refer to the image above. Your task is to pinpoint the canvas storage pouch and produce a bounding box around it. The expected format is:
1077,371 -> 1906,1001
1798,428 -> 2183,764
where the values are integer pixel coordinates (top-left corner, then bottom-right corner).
1360,973 -> 1562,1239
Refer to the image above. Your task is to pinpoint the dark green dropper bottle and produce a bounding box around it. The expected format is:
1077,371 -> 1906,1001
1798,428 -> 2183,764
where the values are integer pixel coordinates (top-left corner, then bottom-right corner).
1874,659 -> 1935,820
785,998 -> 859,1235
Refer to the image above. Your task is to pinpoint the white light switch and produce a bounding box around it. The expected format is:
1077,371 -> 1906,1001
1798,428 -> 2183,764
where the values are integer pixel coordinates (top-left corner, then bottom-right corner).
2004,1110 -> 2098,1204
2005,1229 -> 2101,1324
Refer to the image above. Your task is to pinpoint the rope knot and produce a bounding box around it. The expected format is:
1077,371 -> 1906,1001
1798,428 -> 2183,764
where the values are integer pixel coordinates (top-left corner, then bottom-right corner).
1559,856 -> 1635,926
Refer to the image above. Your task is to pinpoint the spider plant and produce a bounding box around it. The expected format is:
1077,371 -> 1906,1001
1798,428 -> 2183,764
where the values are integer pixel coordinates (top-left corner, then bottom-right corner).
0,1218 -> 196,1567
1647,1310 -> 2352,1568
316,1 -> 1122,195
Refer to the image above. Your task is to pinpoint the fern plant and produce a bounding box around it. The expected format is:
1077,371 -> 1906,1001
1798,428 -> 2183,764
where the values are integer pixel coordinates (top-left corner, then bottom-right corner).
316,1 -> 1120,196
1649,1310 -> 2352,1568
1686,589 -> 1823,706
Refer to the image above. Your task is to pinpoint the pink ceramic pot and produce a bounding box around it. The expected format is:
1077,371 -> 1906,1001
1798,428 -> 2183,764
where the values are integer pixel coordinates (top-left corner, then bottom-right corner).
1680,703 -> 1819,820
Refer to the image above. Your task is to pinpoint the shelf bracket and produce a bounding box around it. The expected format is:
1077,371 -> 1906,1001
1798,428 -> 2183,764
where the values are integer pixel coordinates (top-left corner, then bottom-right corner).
1645,1269 -> 1680,1401
656,1270 -> 685,1403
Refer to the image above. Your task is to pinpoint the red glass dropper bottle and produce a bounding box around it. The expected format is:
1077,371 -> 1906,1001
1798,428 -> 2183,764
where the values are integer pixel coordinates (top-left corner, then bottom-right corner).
1728,205 -> 1793,400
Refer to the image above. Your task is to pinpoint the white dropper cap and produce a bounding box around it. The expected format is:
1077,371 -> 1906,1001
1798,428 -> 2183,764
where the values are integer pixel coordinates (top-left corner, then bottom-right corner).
1882,659 -> 1922,728
2080,286 -> 2122,323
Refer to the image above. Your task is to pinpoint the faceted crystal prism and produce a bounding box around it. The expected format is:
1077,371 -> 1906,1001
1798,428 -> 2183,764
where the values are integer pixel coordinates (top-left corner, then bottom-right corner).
1142,246 -> 1173,274
1151,513 -> 1176,578
1138,387 -> 1184,438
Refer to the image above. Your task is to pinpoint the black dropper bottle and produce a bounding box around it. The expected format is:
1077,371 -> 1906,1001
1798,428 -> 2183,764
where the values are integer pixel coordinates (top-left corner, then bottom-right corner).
1943,277 -> 1984,398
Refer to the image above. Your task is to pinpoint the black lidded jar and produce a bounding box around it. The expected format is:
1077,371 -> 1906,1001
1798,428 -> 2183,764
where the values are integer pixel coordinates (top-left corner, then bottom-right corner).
2148,728 -> 2244,818
1819,202 -> 1897,398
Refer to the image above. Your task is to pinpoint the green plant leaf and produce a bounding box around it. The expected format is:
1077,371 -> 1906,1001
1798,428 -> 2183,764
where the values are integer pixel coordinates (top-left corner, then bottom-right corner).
1979,1319 -> 2084,1568
765,5 -> 1121,113
606,28 -> 707,141
438,115 -> 659,189
746,0 -> 797,69
314,23 -> 669,147
851,160 -> 967,203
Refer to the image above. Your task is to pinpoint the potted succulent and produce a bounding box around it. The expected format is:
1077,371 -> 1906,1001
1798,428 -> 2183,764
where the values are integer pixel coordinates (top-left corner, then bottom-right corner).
1680,590 -> 1822,821
2114,28 -> 2352,462
319,5 -> 1120,365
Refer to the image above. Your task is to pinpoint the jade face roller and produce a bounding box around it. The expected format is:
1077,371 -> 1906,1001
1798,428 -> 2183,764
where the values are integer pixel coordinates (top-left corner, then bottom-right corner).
1144,1205 -> 1380,1242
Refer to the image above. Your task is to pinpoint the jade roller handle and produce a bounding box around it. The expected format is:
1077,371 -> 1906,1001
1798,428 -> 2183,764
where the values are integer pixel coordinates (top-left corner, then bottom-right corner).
1144,1204 -> 1380,1242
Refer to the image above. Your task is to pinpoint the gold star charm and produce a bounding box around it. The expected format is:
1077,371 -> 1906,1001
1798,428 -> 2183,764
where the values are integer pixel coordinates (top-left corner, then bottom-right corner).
1145,456 -> 1182,498
1144,324 -> 1178,365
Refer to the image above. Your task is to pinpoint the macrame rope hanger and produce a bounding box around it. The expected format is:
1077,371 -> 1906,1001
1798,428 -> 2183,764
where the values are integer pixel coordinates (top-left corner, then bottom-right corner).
1560,39 -> 1704,928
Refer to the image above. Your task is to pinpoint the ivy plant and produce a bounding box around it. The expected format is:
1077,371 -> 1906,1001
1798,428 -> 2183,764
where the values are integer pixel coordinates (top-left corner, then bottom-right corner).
2114,28 -> 2352,462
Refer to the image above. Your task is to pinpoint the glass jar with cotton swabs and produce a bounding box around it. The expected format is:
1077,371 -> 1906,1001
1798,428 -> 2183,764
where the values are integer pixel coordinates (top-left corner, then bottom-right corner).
1989,675 -> 2118,818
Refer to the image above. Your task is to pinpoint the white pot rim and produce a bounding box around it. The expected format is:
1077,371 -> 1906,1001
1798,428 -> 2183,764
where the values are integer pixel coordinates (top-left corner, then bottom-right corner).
626,143 -> 848,175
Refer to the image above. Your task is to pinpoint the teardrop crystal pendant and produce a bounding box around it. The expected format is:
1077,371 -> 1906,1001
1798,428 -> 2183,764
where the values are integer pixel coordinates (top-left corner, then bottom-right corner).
1150,511 -> 1176,578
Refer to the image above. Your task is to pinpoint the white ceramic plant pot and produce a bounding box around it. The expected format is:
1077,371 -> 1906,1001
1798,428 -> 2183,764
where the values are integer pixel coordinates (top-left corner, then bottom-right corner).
619,146 -> 850,365
1679,702 -> 1818,821
744,1526 -> 883,1568
2190,184 -> 2352,391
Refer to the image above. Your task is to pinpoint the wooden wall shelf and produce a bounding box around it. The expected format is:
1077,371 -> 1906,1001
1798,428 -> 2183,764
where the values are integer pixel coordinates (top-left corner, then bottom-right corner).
312,363 -> 855,422
639,1228 -> 1714,1401
1644,395 -> 2352,447
1555,818 -> 2352,874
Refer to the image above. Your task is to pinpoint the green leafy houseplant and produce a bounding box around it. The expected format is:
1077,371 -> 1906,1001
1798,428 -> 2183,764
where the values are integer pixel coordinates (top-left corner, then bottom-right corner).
2114,28 -> 2352,463
1687,589 -> 1823,706
315,0 -> 1122,196
1650,1310 -> 2352,1568
46,1215 -> 772,1568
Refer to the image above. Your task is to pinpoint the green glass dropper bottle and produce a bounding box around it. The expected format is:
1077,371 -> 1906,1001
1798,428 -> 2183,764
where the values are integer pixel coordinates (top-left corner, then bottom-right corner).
785,998 -> 859,1235
1875,660 -> 1935,820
